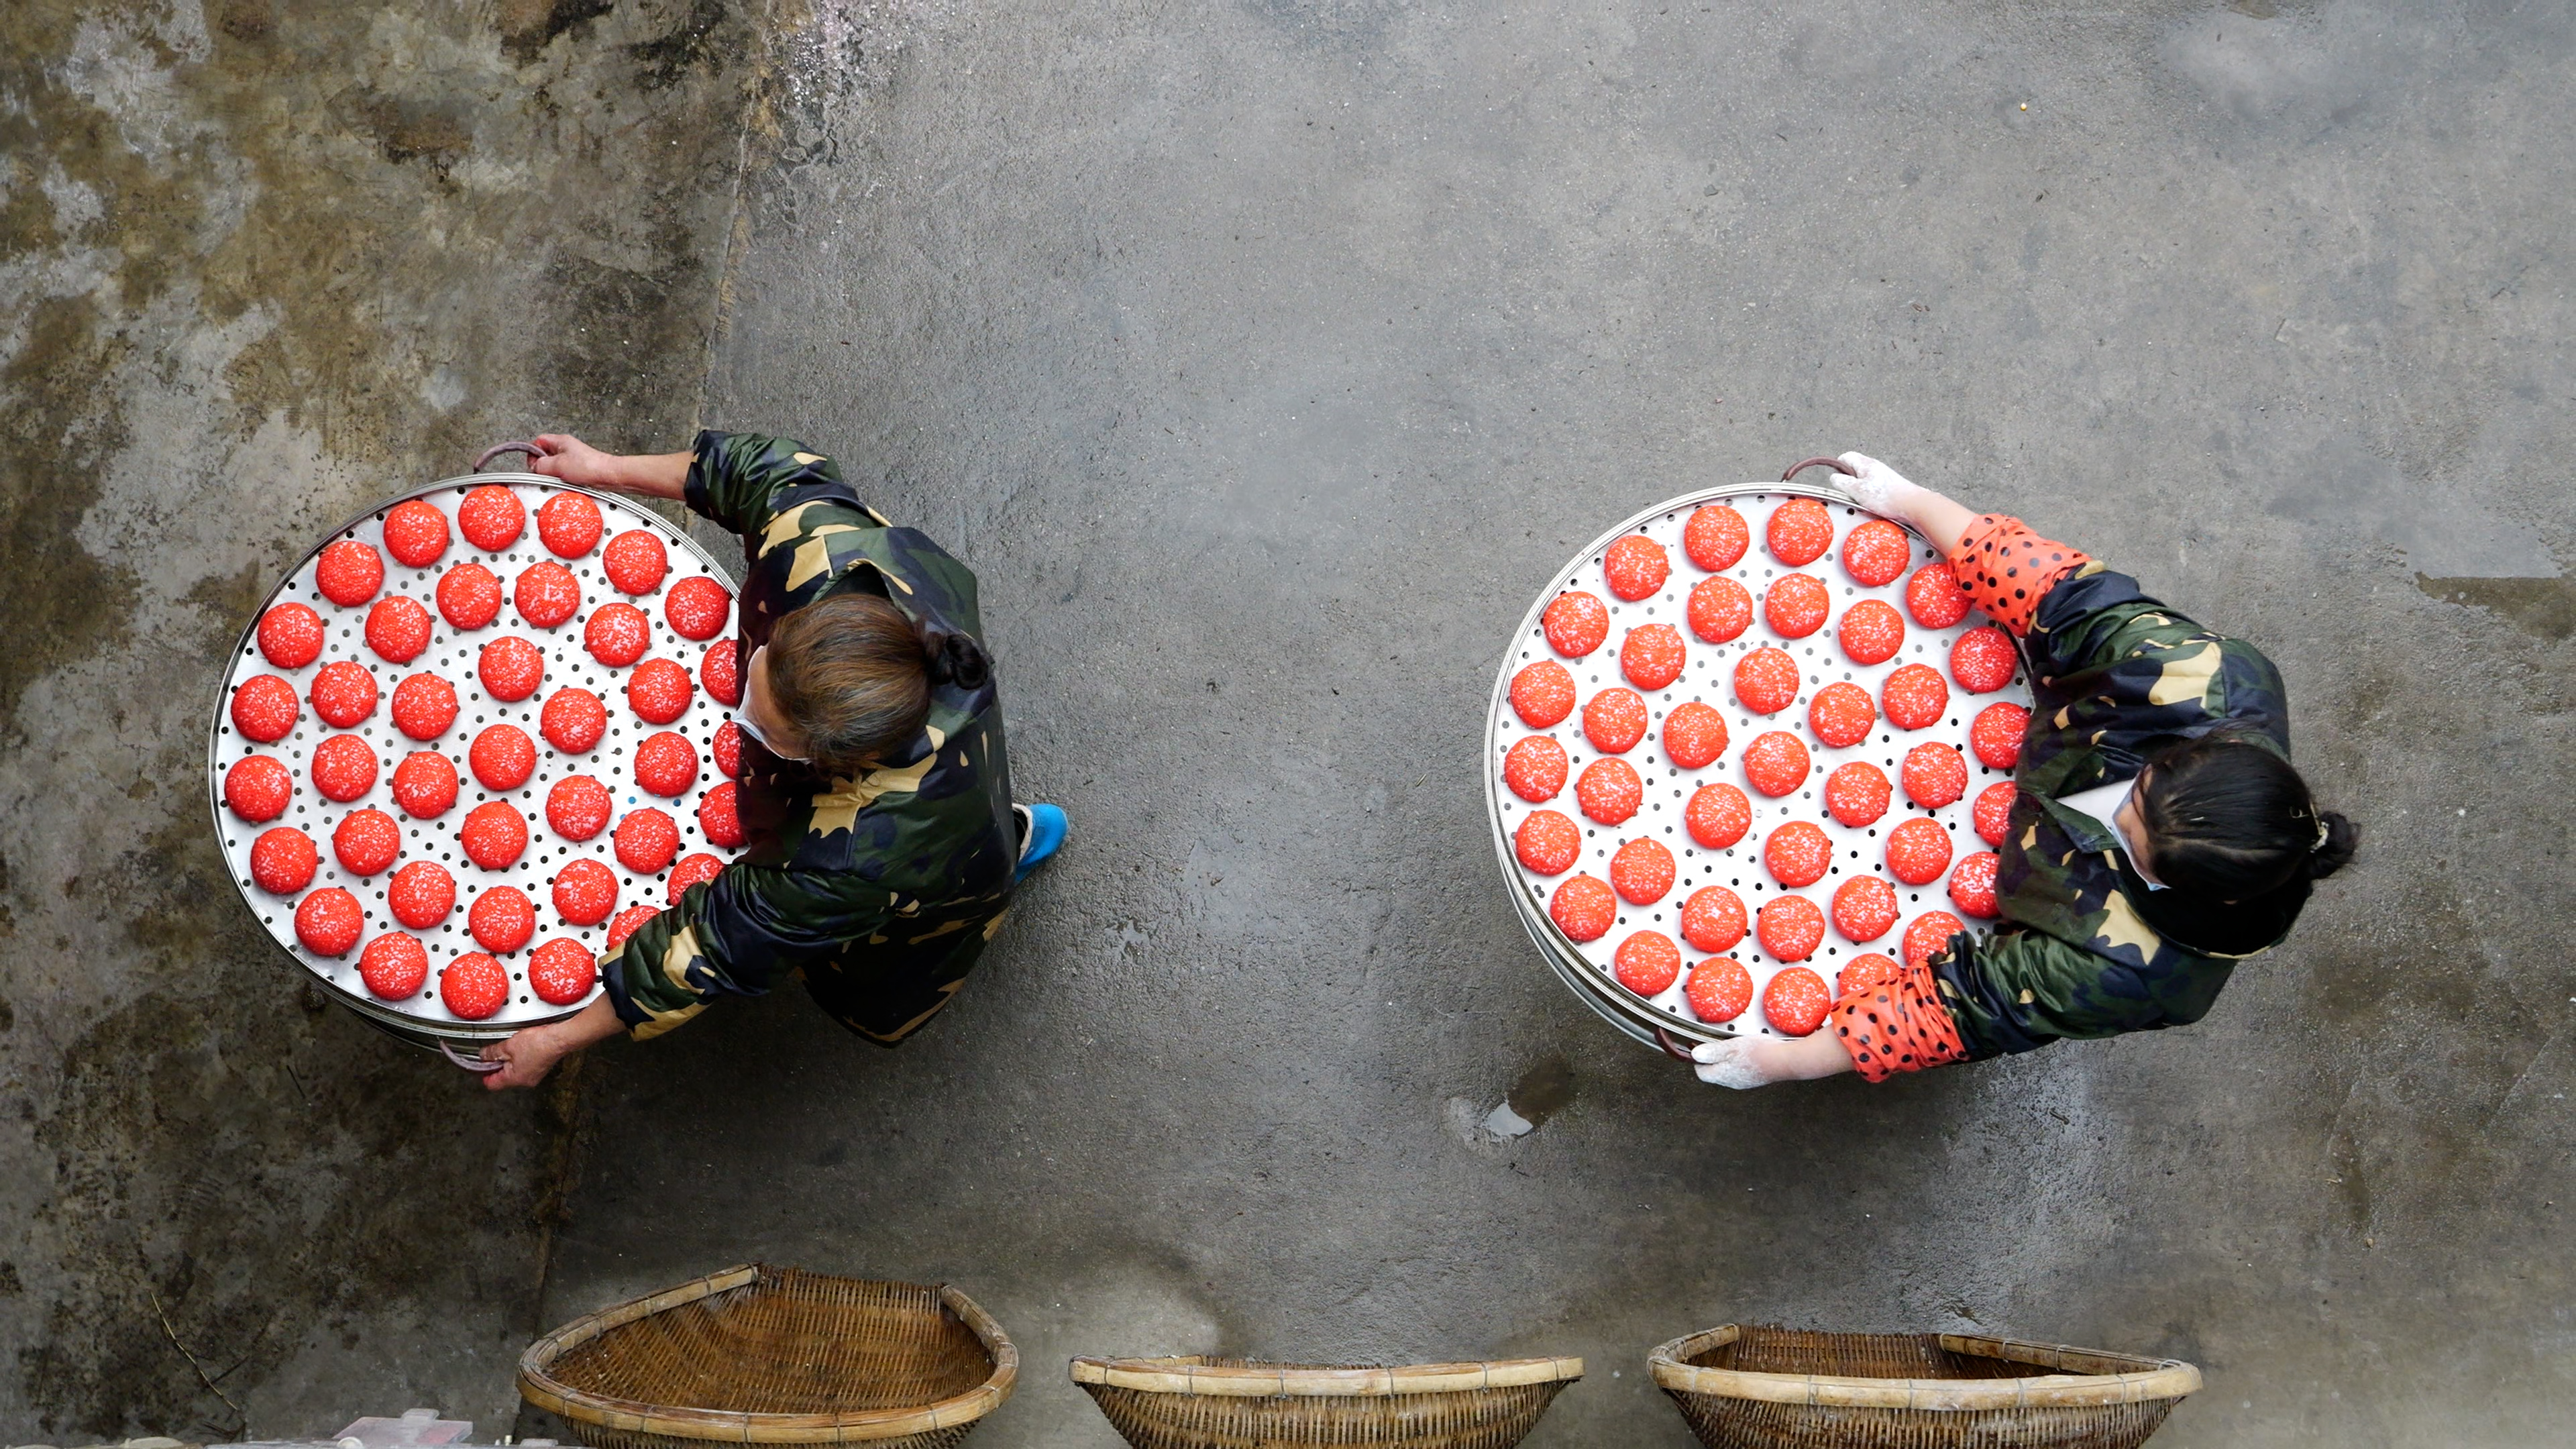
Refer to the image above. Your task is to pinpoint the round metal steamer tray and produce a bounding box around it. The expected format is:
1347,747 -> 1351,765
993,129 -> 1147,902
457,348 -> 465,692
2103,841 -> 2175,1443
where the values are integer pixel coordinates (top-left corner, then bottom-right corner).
208,474 -> 740,1048
1484,480 -> 2036,1054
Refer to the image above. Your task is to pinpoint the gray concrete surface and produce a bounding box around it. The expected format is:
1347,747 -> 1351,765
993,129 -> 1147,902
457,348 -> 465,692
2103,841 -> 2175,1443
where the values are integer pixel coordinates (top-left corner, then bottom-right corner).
8,1 -> 2575,1446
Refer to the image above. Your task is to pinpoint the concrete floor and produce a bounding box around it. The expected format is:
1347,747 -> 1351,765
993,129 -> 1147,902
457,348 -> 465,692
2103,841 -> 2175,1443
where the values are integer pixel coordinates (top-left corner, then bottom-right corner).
8,1 -> 2575,1446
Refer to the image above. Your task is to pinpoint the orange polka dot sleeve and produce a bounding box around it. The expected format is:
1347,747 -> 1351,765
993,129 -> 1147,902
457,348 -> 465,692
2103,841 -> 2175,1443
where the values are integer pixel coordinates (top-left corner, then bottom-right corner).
1833,957 -> 1969,1083
1949,515 -> 2092,637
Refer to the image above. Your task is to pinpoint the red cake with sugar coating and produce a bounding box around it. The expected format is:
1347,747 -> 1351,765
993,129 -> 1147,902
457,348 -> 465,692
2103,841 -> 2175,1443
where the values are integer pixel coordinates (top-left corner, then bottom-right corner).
700,639 -> 740,707
1662,702 -> 1727,770
1840,519 -> 1911,587
1609,837 -> 1676,905
478,635 -> 545,702
1684,504 -> 1749,571
1837,598 -> 1905,666
1973,780 -> 2017,846
613,808 -> 680,873
366,596 -> 433,664
1542,590 -> 1609,657
1602,535 -> 1668,601
1548,874 -> 1617,943
1807,682 -> 1877,749
515,561 -> 582,629
1948,851 -> 2001,919
1763,820 -> 1831,888
250,827 -> 317,895
1613,930 -> 1683,996
1685,782 -> 1752,849
584,603 -> 650,667
1882,663 -> 1949,731
667,851 -> 722,905
1510,660 -> 1576,729
528,937 -> 598,1005
470,724 -> 537,792
460,801 -> 528,870
1733,647 -> 1799,716
458,485 -> 526,552
1581,688 -> 1648,754
1902,910 -> 1966,971
1619,624 -> 1685,691
390,672 -> 458,741
696,781 -> 743,849
1765,498 -> 1834,566
310,734 -> 378,802
1513,809 -> 1581,876
359,932 -> 430,999
1905,561 -> 1970,629
1574,757 -> 1642,825
664,575 -> 733,641
712,720 -> 743,779
437,563 -> 502,630
1951,625 -> 2017,694
1902,742 -> 1969,810
603,529 -> 669,595
230,674 -> 301,742
439,951 -> 510,1020
606,904 -> 660,951
391,749 -> 458,818
547,774 -> 612,841
1679,885 -> 1748,954
309,661 -> 379,728
295,888 -> 364,956
469,885 -> 536,953
1740,731 -> 1810,798
382,498 -> 450,568
332,808 -> 401,877
1970,701 -> 2029,770
1755,894 -> 1824,962
1831,875 -> 1898,943
1885,816 -> 1953,885
315,539 -> 384,607
541,687 -> 608,754
1686,957 -> 1754,1023
1687,576 -> 1753,643
1502,735 -> 1568,803
1762,965 -> 1833,1035
627,657 -> 694,724
1837,952 -> 1900,999
551,859 -> 619,926
224,755 -> 292,822
258,602 -> 325,668
537,492 -> 602,559
1762,573 -> 1829,640
1823,761 -> 1892,828
388,861 -> 455,930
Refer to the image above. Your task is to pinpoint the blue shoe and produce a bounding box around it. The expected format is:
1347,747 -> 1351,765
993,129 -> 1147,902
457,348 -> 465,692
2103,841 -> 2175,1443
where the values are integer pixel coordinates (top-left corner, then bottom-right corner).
1014,802 -> 1067,882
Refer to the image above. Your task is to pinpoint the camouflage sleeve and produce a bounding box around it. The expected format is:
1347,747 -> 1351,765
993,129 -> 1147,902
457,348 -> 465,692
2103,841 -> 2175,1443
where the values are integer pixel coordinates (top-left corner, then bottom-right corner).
682,429 -> 872,540
596,861 -> 894,1040
1932,927 -> 2180,1059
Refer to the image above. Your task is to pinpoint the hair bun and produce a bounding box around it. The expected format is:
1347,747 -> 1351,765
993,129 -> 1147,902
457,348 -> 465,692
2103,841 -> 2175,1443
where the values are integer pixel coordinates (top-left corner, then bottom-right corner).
2306,811 -> 2359,881
917,622 -> 991,690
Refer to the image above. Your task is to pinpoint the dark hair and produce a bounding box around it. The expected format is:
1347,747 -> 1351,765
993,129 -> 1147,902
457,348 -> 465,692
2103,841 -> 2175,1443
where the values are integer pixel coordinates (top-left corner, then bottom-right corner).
2134,731 -> 2357,897
765,594 -> 988,776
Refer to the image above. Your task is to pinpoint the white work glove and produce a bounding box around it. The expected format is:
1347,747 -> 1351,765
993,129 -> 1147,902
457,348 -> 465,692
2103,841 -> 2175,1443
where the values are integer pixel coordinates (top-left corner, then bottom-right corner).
1835,451 -> 1926,518
1692,1036 -> 1773,1090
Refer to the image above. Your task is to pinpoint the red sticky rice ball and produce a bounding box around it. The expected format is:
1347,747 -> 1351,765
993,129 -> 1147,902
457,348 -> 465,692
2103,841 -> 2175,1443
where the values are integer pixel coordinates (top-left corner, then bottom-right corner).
469,886 -> 536,953
613,808 -> 680,873
627,656 -> 695,724
391,750 -> 459,819
634,730 -> 699,798
1905,561 -> 1970,628
1763,820 -> 1832,888
1686,782 -> 1752,849
1602,535 -> 1670,600
250,827 -> 317,894
1613,930 -> 1684,996
1756,894 -> 1825,963
457,484 -> 526,551
1514,808 -> 1582,875
546,774 -> 612,841
1948,851 -> 2002,918
1974,781 -> 2017,847
1762,573 -> 1830,639
700,639 -> 741,707
1970,701 -> 2030,770
603,529 -> 669,595
1581,688 -> 1648,754
605,904 -> 660,951
470,724 -> 537,792
1831,875 -> 1899,943
1762,965 -> 1833,1035
382,498 -> 451,568
229,674 -> 300,743
311,734 -> 378,802
294,888 -> 364,957
1837,951 -> 1900,999
436,563 -> 502,629
1510,660 -> 1576,729
541,687 -> 608,754
528,937 -> 598,1005
359,932 -> 430,999
1840,518 -> 1913,586
315,539 -> 384,607
309,661 -> 379,728
1823,761 -> 1892,828
1542,590 -> 1611,657
390,672 -> 458,741
1574,757 -> 1643,825
460,801 -> 529,870
439,951 -> 510,1020
551,858 -> 619,926
584,603 -> 650,666
365,596 -> 433,664
332,808 -> 401,877
258,602 -> 325,668
664,575 -> 733,641
1766,497 -> 1835,566
1684,504 -> 1750,572
1951,625 -> 2017,694
1687,576 -> 1754,644
697,781 -> 744,849
1502,735 -> 1568,802
667,851 -> 722,905
712,720 -> 743,779
1837,598 -> 1906,665
1902,910 -> 1966,971
1882,662 -> 1949,731
515,561 -> 582,629
1807,682 -> 1878,750
1609,837 -> 1676,905
1663,701 -> 1728,769
1547,873 -> 1617,943
1741,731 -> 1811,798
1619,624 -> 1686,691
478,635 -> 545,702
1680,885 -> 1748,953
537,492 -> 603,558
1902,742 -> 1969,809
223,755 -> 292,822
388,861 -> 455,930
1733,647 -> 1799,716
1886,816 -> 1953,885
1686,957 -> 1754,1023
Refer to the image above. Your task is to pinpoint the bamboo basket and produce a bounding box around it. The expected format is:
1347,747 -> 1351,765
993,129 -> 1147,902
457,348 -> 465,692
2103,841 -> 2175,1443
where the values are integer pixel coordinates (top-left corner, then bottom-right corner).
1650,1326 -> 2200,1449
1069,1354 -> 1583,1449
520,1265 -> 1016,1449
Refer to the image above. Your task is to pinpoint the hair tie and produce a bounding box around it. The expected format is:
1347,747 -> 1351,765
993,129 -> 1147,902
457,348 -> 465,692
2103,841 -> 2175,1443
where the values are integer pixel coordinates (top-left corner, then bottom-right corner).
2312,816 -> 2331,851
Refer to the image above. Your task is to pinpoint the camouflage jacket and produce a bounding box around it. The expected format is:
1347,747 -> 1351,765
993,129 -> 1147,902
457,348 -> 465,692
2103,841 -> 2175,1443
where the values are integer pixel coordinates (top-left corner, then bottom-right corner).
602,431 -> 1018,1045
1931,564 -> 2306,1059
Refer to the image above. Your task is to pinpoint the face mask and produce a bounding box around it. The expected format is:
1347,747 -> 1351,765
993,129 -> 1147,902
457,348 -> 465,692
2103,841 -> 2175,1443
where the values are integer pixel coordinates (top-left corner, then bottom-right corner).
737,647 -> 811,763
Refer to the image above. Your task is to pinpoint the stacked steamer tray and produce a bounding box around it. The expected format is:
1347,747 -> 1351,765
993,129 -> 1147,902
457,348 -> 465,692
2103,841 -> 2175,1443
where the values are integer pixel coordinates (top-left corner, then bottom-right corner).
209,472 -> 745,1052
1485,466 -> 2037,1056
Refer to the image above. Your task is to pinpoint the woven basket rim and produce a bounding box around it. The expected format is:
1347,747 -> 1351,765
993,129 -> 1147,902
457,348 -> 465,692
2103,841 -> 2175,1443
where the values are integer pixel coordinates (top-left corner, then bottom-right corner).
1648,1326 -> 2202,1410
519,1263 -> 1019,1442
1069,1354 -> 1583,1398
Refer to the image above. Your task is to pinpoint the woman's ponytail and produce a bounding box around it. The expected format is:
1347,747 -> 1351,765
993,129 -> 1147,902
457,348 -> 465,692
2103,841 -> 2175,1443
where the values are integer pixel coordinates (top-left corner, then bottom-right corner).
2307,810 -> 2359,881
916,620 -> 991,690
